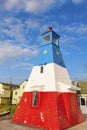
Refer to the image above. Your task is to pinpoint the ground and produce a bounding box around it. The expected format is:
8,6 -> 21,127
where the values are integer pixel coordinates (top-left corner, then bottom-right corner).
0,119 -> 44,130
0,118 -> 87,130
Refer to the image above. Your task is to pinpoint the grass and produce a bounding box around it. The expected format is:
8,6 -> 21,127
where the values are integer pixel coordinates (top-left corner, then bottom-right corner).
0,104 -> 17,116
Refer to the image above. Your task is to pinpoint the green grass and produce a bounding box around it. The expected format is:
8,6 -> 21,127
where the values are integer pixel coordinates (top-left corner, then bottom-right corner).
0,104 -> 17,116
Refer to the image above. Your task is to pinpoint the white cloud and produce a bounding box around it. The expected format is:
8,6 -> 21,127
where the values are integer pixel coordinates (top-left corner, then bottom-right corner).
76,24 -> 87,34
4,0 -> 57,14
39,22 -> 59,34
12,62 -> 33,70
0,17 -> 27,46
40,24 -> 49,34
1,17 -> 41,45
60,24 -> 87,36
4,0 -> 19,10
60,15 -> 67,20
3,0 -> 86,14
0,40 -> 38,61
2,25 -> 26,44
0,16 -> 40,64
25,0 -> 57,13
60,35 -> 75,45
25,19 -> 40,29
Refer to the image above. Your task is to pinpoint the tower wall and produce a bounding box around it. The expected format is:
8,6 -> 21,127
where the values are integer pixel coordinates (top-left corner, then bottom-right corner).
12,28 -> 84,130
13,92 -> 84,130
25,63 -> 76,92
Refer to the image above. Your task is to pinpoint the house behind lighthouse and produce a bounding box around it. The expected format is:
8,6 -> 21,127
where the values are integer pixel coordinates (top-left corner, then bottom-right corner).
12,27 -> 84,130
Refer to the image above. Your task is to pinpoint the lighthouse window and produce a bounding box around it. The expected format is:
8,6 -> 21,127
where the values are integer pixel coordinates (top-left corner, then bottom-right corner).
40,66 -> 43,73
44,35 -> 50,44
53,35 -> 58,46
32,91 -> 38,106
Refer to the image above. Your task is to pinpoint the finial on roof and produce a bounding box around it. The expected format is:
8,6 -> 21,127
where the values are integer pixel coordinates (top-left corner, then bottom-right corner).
48,27 -> 52,31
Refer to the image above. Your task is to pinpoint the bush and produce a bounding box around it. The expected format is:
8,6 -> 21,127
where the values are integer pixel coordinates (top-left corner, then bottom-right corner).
0,104 -> 17,116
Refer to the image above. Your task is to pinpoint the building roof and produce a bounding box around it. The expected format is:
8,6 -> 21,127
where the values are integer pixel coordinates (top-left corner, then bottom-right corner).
19,79 -> 28,85
0,82 -> 18,86
0,82 -> 19,89
41,27 -> 60,37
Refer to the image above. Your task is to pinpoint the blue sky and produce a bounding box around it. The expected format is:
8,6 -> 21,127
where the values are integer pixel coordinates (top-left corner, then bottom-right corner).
0,0 -> 87,84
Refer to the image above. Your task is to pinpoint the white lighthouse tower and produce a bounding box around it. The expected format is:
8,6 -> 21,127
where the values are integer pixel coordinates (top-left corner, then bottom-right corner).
13,27 -> 84,130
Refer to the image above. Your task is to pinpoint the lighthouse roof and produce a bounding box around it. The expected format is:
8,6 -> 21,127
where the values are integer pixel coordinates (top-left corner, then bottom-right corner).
41,27 -> 60,38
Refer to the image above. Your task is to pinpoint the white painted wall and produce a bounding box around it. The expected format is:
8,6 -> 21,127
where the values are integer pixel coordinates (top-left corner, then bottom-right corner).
80,106 -> 87,114
54,64 -> 78,93
24,63 -> 56,92
80,96 -> 87,114
24,63 -> 78,93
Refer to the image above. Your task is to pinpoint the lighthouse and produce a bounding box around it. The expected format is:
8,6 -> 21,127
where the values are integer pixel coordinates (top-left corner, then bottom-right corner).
12,27 -> 84,130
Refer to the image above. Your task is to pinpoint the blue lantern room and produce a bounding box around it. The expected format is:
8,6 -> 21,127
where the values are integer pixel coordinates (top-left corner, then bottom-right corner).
41,27 -> 59,46
35,27 -> 65,68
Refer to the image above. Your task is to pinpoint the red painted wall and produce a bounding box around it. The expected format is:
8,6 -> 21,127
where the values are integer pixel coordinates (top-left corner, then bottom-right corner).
12,92 -> 84,130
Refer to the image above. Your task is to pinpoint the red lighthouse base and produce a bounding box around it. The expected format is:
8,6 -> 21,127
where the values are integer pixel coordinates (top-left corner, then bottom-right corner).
12,92 -> 84,130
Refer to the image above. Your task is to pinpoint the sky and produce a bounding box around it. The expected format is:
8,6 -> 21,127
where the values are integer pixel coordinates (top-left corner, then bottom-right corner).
0,0 -> 87,84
